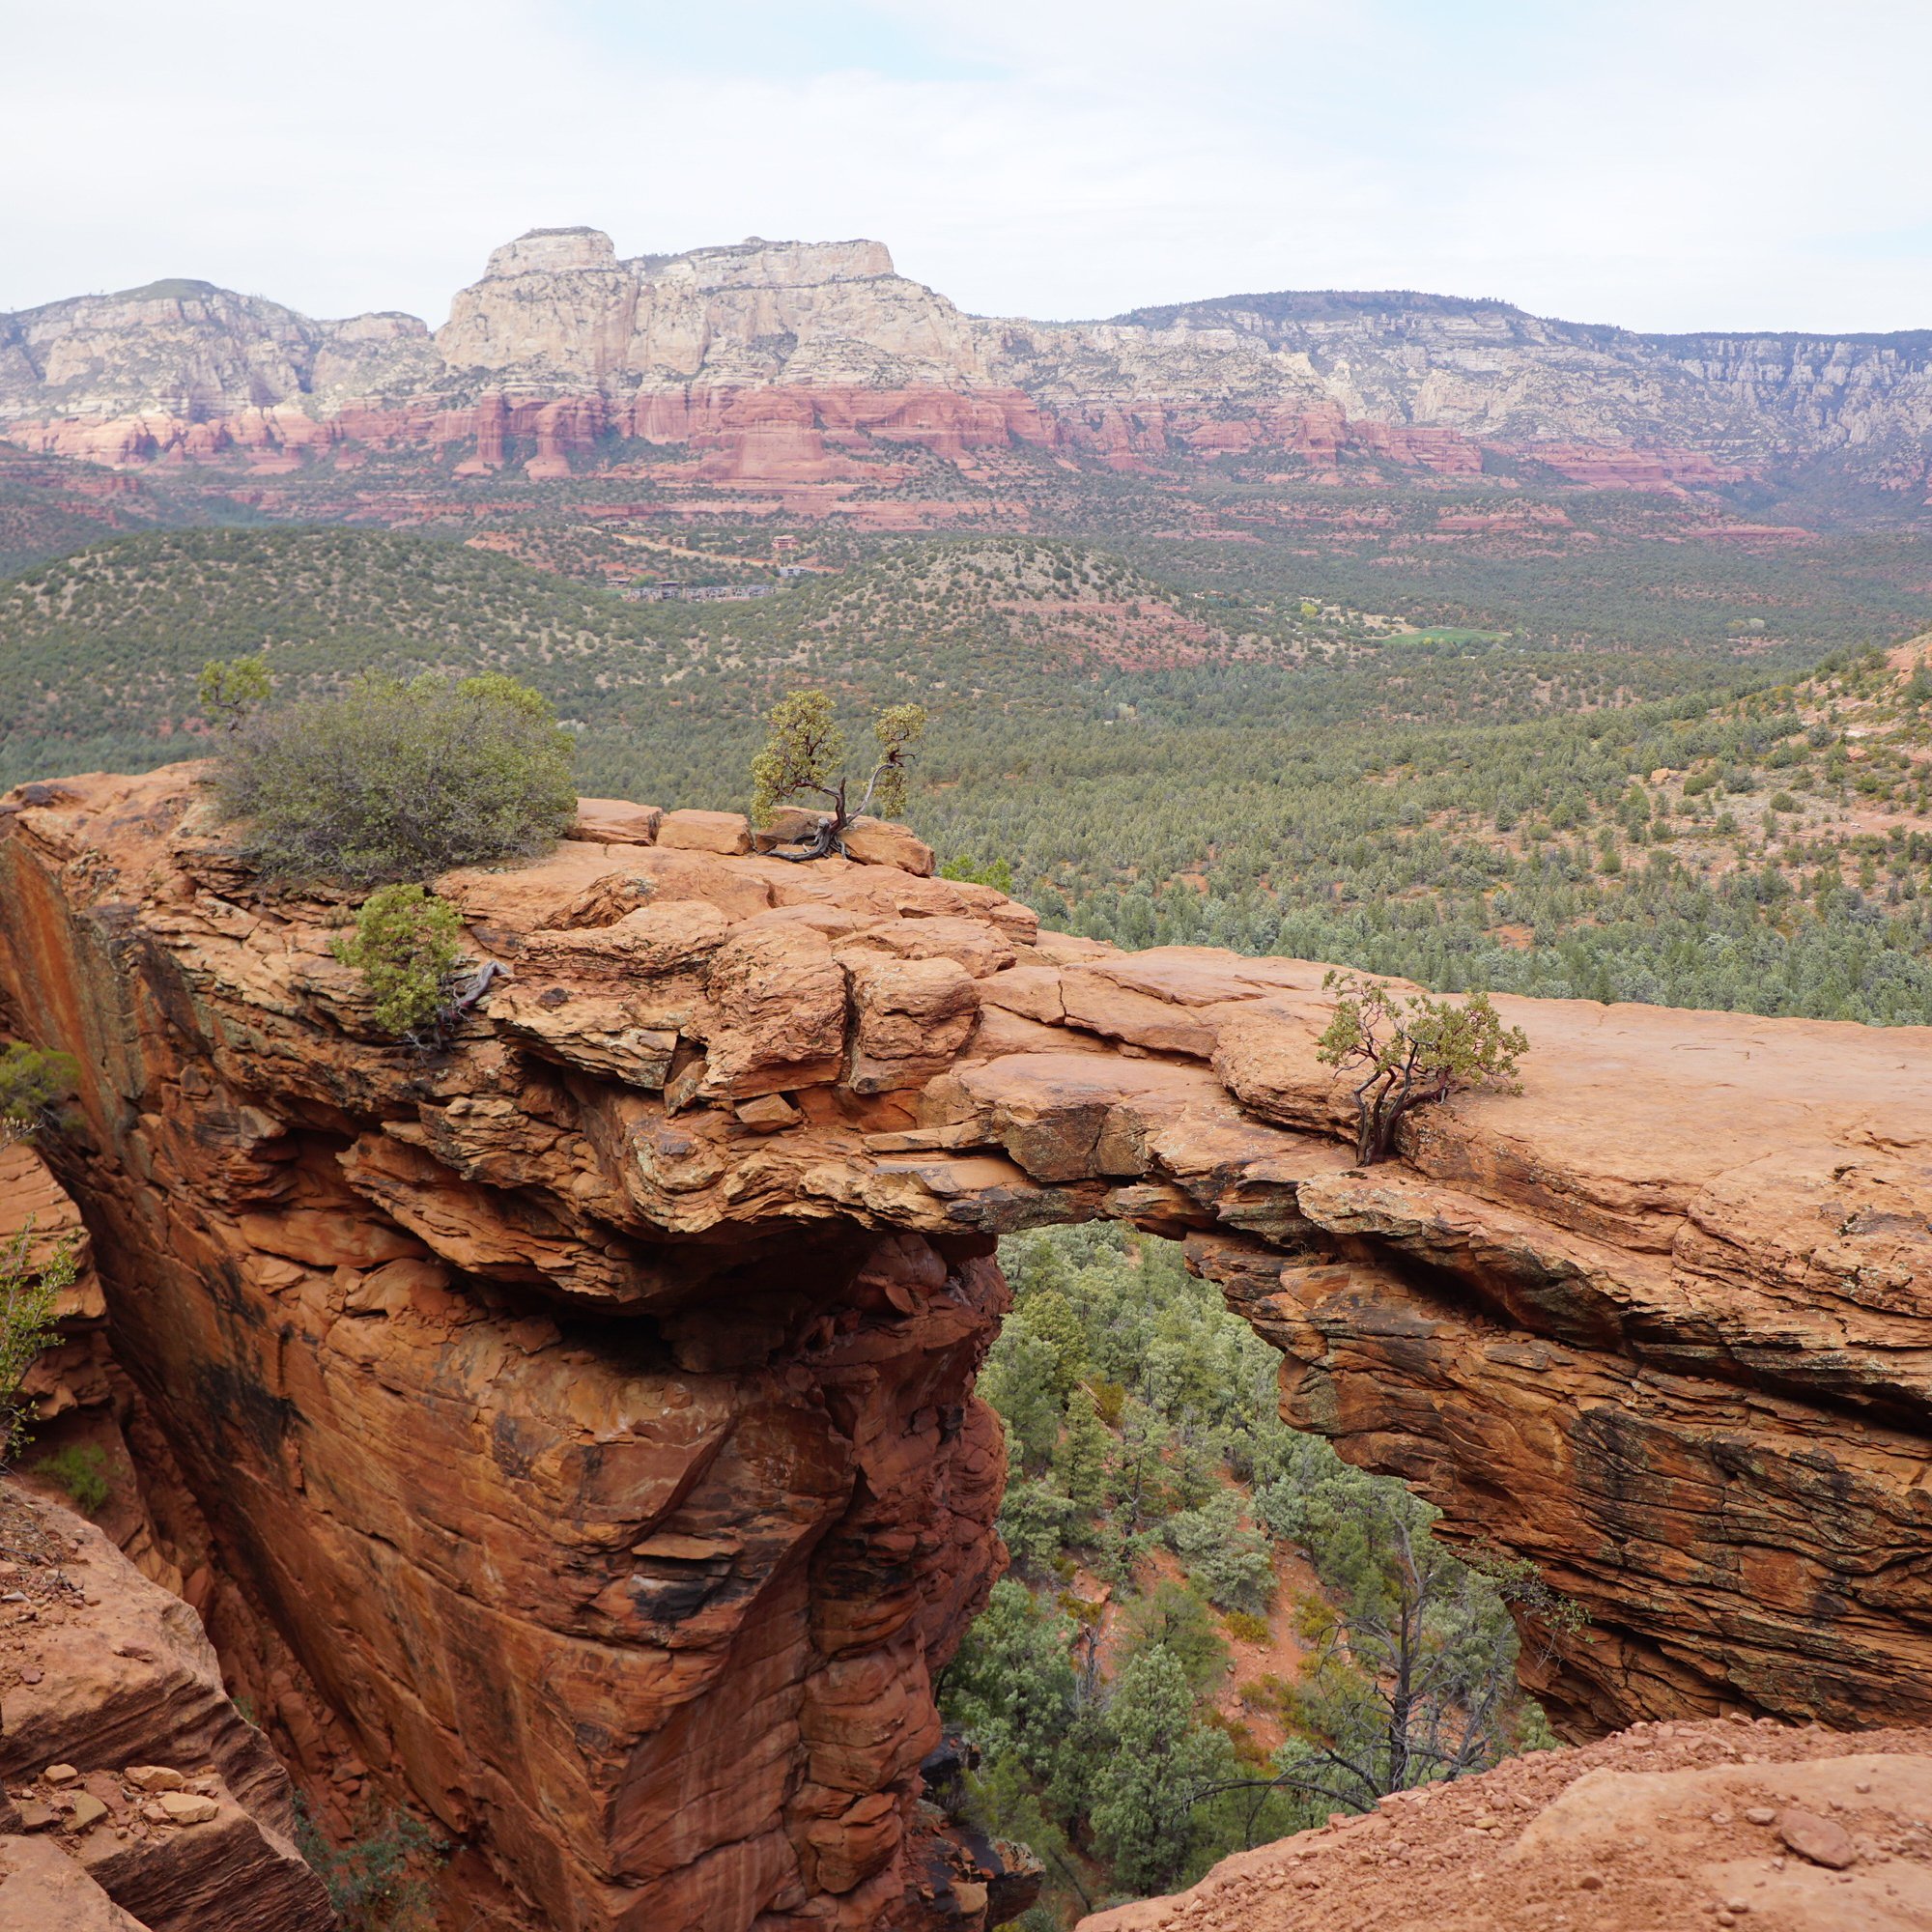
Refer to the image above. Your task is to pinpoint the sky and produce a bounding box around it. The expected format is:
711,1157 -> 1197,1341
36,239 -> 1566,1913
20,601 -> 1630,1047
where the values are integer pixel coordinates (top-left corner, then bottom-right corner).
5,0 -> 1931,335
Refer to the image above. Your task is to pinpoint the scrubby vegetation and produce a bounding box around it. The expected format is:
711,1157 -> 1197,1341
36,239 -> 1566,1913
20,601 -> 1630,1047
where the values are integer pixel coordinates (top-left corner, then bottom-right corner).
331,887 -> 474,1043
948,1225 -> 1557,1921
31,1440 -> 110,1514
293,1798 -> 444,1932
213,670 -> 576,885
0,1043 -> 79,1144
0,1223 -> 78,1464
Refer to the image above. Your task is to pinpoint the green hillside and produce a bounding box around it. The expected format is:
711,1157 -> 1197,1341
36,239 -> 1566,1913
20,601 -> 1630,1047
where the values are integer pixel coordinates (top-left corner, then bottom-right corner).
5,525 -> 1930,1024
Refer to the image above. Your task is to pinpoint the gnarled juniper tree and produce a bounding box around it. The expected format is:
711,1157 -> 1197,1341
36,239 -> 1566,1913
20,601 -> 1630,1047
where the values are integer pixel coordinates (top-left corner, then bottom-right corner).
750,691 -> 927,861
1317,971 -> 1528,1165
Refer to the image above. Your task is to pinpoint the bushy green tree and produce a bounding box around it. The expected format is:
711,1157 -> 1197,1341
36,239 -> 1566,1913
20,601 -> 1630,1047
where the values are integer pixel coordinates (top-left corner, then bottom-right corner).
1091,1646 -> 1237,1895
197,654 -> 271,732
1120,1579 -> 1229,1694
332,887 -> 471,1042
1052,1385 -> 1112,1519
1170,1492 -> 1275,1616
941,1577 -> 1079,1777
1317,972 -> 1529,1164
0,1043 -> 79,1145
981,1325 -> 1068,1476
214,671 -> 576,886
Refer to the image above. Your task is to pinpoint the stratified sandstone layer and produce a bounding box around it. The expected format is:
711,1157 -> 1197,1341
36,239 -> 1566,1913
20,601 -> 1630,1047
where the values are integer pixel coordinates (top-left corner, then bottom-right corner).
0,1484 -> 332,1931
1075,1716 -> 1932,1932
1,765 -> 1928,1928
8,229 -> 1932,487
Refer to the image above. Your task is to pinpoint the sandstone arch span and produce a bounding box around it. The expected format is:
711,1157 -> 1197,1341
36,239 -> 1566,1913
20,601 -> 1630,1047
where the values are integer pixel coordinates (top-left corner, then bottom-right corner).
2,767 -> 1928,1932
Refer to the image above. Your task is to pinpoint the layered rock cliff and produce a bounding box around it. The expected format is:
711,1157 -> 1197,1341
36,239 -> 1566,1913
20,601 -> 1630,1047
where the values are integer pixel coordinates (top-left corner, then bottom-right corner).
6,228 -> 1932,486
1,765 -> 1928,1928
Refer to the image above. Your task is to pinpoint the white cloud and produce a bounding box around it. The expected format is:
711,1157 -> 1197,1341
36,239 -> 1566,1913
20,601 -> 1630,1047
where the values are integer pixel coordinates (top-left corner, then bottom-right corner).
3,0 -> 1929,333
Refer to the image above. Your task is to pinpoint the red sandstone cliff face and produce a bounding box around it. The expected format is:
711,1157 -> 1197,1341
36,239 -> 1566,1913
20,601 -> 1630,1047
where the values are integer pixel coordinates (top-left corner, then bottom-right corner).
14,227 -> 1932,490
1,766 -> 1928,1927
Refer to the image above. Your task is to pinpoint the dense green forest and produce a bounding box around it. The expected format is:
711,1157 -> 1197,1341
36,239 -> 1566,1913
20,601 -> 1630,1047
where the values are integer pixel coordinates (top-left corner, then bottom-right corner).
4,524 -> 1927,1023
953,1225 -> 1558,1924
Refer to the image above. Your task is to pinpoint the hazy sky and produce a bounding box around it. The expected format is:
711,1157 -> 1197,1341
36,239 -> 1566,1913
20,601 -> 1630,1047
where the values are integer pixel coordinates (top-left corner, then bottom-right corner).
7,0 -> 1930,333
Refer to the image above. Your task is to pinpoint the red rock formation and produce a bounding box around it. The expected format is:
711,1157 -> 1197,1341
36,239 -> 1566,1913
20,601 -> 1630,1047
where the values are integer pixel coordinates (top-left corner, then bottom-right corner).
1,768 -> 1928,1927
1075,1717 -> 1932,1931
0,1485 -> 333,1931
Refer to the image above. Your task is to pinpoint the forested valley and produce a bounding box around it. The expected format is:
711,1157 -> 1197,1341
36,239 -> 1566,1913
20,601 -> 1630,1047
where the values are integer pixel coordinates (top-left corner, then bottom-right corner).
953,1226 -> 1561,1925
4,519 -> 1929,1024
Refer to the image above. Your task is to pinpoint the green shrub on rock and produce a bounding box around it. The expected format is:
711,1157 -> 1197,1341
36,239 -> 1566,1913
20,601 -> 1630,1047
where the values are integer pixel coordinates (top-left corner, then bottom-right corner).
213,671 -> 576,886
332,886 -> 470,1043
0,1043 -> 79,1145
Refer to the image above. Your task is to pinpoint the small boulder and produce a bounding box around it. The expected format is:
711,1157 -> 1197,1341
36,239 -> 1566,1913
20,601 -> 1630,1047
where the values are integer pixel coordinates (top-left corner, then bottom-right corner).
657,809 -> 752,856
42,1766 -> 77,1787
15,1800 -> 59,1832
123,1768 -> 184,1794
1776,1806 -> 1857,1870
734,1094 -> 802,1133
67,1793 -> 109,1832
839,816 -> 934,875
156,1791 -> 219,1826
573,799 -> 663,846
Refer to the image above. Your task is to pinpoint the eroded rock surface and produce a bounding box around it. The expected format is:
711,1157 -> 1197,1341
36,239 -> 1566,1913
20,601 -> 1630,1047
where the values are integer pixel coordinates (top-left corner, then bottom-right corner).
0,1484 -> 330,1931
1,765 -> 1928,1928
1075,1717 -> 1932,1932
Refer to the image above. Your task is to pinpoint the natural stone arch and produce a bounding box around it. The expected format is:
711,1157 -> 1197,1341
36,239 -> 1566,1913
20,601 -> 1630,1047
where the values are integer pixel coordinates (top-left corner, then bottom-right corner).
2,766 -> 1928,1932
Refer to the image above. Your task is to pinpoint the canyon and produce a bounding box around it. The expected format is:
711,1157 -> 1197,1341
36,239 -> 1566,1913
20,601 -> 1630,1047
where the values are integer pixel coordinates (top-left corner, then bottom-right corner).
0,764 -> 1928,1928
6,228 -> 1932,492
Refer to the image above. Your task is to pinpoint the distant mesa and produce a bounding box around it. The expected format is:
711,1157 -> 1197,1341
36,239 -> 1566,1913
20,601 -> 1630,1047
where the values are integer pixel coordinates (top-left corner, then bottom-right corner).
484,226 -> 622,277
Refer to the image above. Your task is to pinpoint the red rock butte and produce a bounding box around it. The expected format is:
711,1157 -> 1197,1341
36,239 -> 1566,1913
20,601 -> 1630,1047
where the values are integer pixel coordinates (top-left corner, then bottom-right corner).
1,764 -> 1929,1931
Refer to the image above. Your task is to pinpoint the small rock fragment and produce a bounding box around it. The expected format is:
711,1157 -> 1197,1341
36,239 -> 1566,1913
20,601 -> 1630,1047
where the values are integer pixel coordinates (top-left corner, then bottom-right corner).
14,1800 -> 57,1832
124,1765 -> 185,1792
156,1791 -> 219,1825
1743,1806 -> 1776,1826
42,1764 -> 77,1786
67,1792 -> 108,1831
1777,1806 -> 1857,1870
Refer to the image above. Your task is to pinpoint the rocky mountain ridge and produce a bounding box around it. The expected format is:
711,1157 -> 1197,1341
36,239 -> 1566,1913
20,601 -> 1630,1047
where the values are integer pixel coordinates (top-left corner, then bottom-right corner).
6,227 -> 1932,486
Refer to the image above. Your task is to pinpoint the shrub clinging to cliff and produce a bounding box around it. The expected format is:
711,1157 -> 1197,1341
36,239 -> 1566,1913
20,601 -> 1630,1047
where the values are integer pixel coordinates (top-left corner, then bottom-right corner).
332,885 -> 475,1044
0,1223 -> 78,1463
213,670 -> 576,886
1317,972 -> 1529,1165
0,1043 -> 79,1146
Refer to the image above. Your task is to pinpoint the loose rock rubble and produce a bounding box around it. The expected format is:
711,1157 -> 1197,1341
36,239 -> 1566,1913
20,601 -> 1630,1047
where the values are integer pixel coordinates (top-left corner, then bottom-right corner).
0,1487 -> 330,1930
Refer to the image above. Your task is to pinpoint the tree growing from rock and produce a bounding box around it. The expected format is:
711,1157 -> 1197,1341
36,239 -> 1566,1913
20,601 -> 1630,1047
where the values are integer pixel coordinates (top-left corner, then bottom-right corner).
1317,972 -> 1529,1165
333,885 -> 490,1046
750,691 -> 927,860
